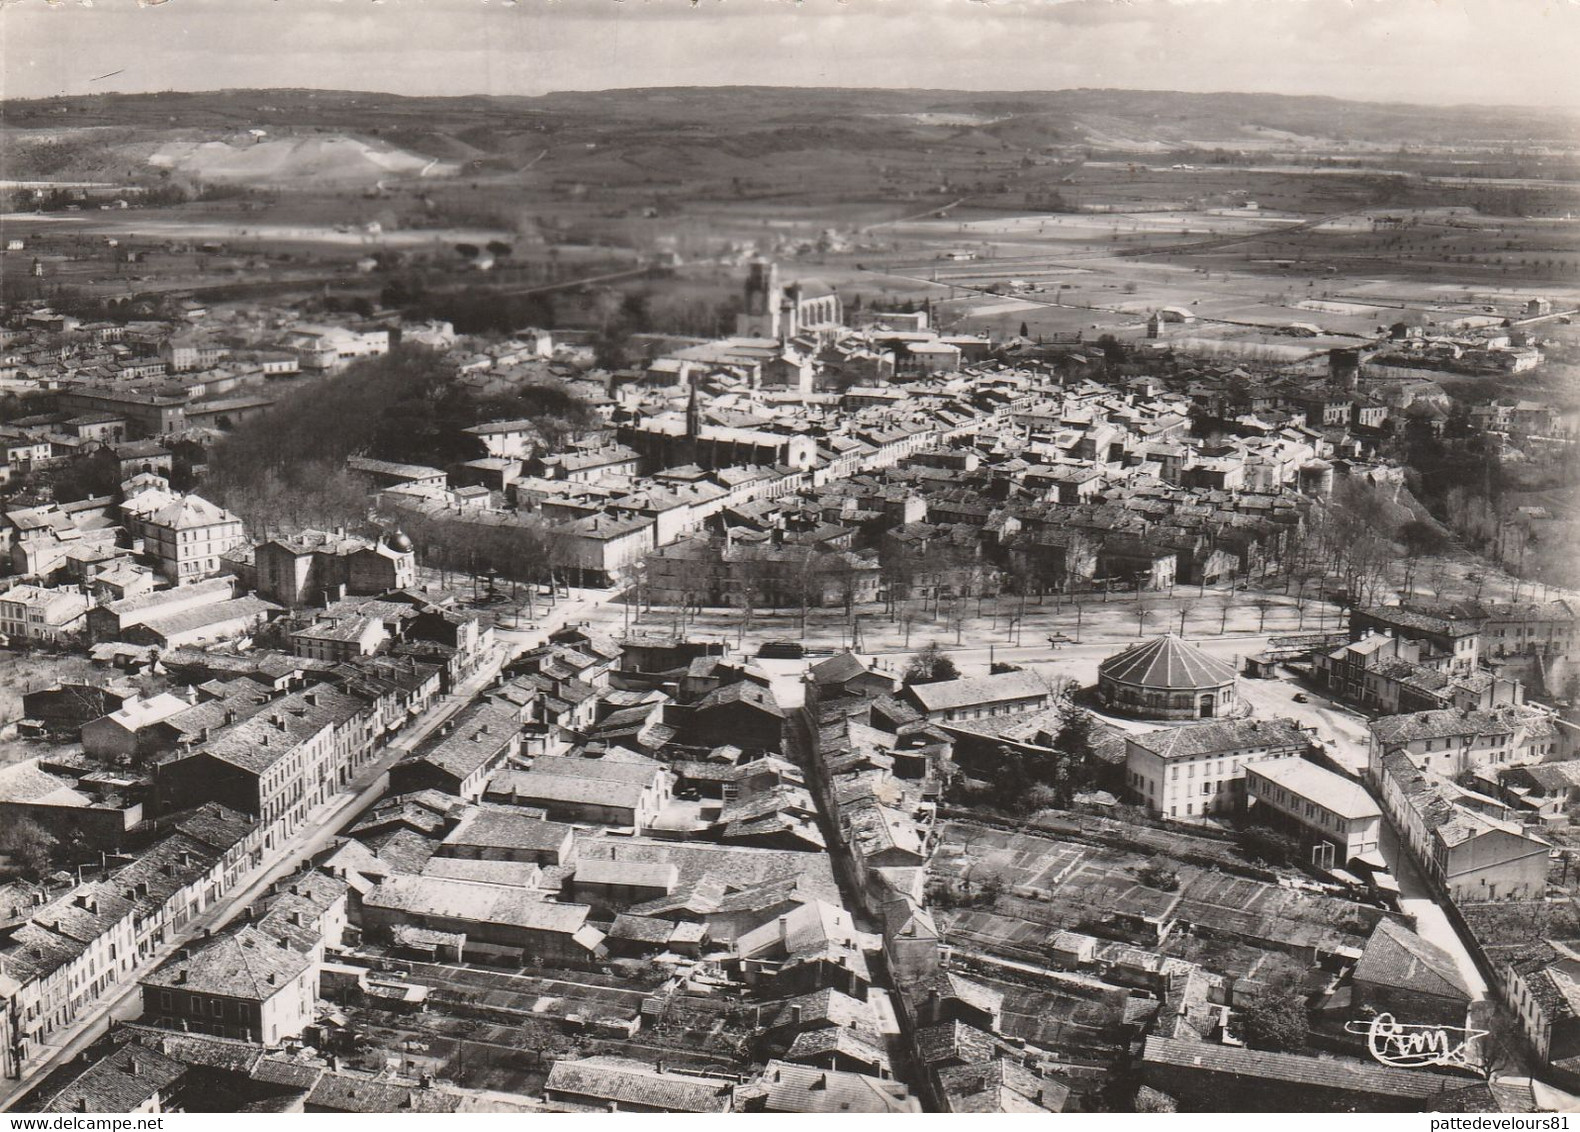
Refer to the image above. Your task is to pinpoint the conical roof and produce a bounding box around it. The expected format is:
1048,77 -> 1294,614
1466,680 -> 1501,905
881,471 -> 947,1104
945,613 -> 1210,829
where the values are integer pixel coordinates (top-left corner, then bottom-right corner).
1098,633 -> 1235,691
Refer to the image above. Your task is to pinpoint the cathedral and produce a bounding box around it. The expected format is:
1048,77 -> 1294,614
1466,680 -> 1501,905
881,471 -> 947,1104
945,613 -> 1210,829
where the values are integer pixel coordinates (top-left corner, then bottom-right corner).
733,259 -> 843,341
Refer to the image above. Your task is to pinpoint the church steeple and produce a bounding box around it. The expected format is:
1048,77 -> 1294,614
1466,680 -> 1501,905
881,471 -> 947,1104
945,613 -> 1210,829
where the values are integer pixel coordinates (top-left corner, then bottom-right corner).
684,373 -> 702,467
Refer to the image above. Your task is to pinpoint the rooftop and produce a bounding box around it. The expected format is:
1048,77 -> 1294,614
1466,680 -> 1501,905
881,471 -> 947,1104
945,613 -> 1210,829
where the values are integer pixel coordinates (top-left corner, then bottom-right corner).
141,926 -> 313,1000
908,670 -> 1049,714
1248,758 -> 1382,821
1098,633 -> 1237,690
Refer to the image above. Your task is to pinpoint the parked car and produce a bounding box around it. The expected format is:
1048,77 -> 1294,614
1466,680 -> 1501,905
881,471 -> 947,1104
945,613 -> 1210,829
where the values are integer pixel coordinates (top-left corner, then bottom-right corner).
1293,692 -> 1310,703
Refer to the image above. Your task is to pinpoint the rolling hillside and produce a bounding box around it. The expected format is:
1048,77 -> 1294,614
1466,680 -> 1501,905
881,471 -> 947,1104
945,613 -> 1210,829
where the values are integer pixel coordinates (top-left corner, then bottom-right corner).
3,86 -> 1575,191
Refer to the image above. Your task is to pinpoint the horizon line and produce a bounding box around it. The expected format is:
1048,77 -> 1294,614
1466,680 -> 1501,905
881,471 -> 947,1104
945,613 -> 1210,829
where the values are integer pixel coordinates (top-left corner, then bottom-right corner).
3,82 -> 1578,118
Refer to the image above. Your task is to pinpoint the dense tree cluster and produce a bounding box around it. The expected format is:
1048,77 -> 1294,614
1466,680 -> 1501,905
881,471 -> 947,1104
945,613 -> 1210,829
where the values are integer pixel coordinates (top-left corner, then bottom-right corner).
202,345 -> 594,534
902,642 -> 960,686
946,702 -> 1100,816
1237,956 -> 1312,1053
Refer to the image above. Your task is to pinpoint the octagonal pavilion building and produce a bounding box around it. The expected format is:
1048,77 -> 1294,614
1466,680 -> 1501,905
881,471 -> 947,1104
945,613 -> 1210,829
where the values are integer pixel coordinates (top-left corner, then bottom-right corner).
1096,633 -> 1240,720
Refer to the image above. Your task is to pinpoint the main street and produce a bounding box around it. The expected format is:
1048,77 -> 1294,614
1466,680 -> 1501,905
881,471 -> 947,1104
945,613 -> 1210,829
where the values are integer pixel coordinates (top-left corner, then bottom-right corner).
0,574 -> 641,1109
0,629 -> 540,1112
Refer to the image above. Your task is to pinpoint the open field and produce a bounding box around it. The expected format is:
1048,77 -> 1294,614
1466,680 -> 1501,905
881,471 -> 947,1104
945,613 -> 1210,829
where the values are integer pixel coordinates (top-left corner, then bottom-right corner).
5,86 -> 1578,344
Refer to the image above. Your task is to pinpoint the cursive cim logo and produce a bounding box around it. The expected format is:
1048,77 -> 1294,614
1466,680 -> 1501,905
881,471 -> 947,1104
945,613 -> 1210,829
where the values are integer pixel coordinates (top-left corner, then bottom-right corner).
1344,1013 -> 1489,1069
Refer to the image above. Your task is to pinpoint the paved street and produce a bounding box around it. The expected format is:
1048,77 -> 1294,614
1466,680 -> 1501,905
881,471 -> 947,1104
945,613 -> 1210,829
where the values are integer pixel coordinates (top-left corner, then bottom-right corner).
1377,822 -> 1490,1001
0,638 -> 525,1112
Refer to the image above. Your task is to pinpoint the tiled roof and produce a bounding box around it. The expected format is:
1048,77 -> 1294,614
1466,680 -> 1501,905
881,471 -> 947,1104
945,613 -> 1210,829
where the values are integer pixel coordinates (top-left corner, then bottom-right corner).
746,1060 -> 919,1113
141,926 -> 312,1000
440,806 -> 575,854
1098,633 -> 1236,690
40,1042 -> 186,1113
403,701 -> 518,781
1248,758 -> 1381,821
908,670 -> 1049,714
1141,1036 -> 1464,1098
1353,919 -> 1471,1003
1129,717 -> 1306,761
362,876 -> 593,936
544,1056 -> 732,1113
784,1026 -> 889,1070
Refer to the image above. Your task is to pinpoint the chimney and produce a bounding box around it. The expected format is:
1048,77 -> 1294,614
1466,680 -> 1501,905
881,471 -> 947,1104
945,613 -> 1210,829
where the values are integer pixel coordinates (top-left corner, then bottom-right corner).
126,1057 -> 139,1077
790,1005 -> 802,1025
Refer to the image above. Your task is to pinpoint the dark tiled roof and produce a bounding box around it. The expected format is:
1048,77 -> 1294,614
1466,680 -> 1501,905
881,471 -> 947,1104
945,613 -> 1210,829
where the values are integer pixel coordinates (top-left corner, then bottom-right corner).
1353,919 -> 1471,1003
40,1042 -> 186,1113
1141,1036 -> 1463,1099
1098,633 -> 1236,690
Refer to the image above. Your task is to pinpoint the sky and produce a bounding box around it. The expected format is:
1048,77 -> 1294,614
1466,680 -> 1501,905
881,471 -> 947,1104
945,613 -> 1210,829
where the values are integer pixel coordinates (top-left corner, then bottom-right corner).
2,0 -> 1578,110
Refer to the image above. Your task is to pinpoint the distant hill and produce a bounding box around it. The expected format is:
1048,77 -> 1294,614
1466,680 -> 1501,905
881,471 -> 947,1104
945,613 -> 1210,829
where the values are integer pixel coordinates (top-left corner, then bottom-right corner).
2,86 -> 1574,189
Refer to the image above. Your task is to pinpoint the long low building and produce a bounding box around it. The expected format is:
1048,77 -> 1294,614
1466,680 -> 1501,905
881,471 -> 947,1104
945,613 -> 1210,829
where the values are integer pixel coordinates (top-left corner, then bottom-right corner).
121,595 -> 282,649
906,671 -> 1052,725
1245,758 -> 1382,869
1140,1035 -> 1468,1112
359,875 -> 605,964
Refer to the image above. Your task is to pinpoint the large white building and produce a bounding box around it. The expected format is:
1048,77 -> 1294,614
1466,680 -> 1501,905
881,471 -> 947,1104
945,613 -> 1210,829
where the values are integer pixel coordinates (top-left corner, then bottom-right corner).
285,325 -> 390,370
0,584 -> 90,643
126,494 -> 246,585
1246,758 -> 1382,868
1124,718 -> 1308,820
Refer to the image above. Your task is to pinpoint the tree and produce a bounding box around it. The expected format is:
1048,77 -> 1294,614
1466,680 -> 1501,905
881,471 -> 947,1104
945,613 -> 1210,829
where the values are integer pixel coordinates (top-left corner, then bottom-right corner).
1137,863 -> 1180,892
0,817 -> 56,881
1240,990 -> 1310,1052
46,447 -> 120,502
1134,1087 -> 1178,1114
1237,824 -> 1302,867
1239,954 -> 1311,1052
903,642 -> 959,686
203,345 -> 593,532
